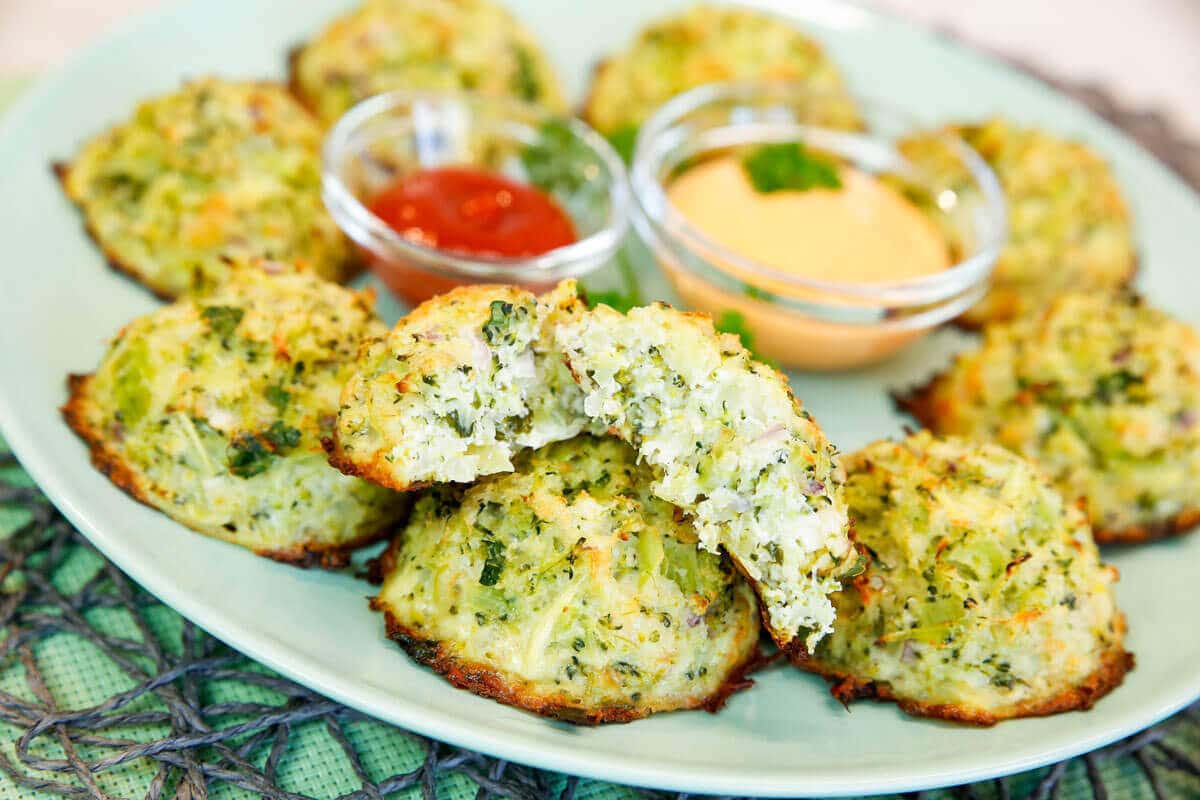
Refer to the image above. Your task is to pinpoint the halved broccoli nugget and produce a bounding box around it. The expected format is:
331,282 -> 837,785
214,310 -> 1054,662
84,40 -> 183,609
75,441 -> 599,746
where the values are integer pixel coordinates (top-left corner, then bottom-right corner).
56,78 -> 356,299
371,436 -> 761,723
332,281 -> 853,651
802,432 -> 1131,724
900,292 -> 1200,543
329,282 -> 600,489
62,262 -> 408,566
551,300 -> 853,652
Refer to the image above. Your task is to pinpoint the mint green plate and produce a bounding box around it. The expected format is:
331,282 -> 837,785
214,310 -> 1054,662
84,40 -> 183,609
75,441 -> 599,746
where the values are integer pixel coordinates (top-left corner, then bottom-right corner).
0,1 -> 1197,795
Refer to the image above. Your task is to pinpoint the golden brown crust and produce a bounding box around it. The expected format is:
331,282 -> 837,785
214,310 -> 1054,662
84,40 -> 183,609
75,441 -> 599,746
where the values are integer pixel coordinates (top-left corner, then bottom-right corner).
61,373 -> 157,505
321,436 -> 431,493
285,45 -> 313,117
700,645 -> 775,714
797,643 -> 1133,726
51,162 -> 179,301
894,377 -> 1200,544
63,373 -> 392,569
1095,507 -> 1200,544
890,372 -> 944,435
363,530 -> 405,586
370,603 -> 761,725
255,522 -> 397,569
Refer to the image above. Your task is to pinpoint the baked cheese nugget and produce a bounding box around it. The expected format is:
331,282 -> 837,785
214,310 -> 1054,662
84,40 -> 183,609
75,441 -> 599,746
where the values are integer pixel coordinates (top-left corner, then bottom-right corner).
584,5 -> 860,151
901,292 -> 1200,543
372,436 -> 760,723
333,281 -> 854,651
897,118 -> 1134,326
63,262 -> 407,566
57,79 -> 355,299
289,0 -> 566,126
803,432 -> 1131,724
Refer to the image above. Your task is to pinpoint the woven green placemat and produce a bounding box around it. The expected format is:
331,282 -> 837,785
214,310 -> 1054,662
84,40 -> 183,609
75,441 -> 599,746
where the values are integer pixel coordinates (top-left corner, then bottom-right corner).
0,77 -> 1197,800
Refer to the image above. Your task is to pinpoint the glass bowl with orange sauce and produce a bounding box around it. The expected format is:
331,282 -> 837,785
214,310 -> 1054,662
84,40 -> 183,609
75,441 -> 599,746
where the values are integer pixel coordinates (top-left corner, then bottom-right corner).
323,90 -> 629,306
630,81 -> 1007,370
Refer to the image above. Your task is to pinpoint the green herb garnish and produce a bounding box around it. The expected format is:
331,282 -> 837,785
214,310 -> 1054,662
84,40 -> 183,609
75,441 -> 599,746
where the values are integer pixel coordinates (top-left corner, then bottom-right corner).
742,142 -> 841,193
227,433 -> 273,478
606,125 -> 639,164
201,305 -> 244,339
583,290 -> 634,313
479,539 -> 507,586
743,283 -> 769,301
520,119 -> 598,196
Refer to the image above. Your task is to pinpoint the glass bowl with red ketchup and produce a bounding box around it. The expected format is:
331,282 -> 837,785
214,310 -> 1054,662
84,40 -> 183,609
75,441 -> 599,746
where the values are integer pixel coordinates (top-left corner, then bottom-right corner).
322,90 -> 630,305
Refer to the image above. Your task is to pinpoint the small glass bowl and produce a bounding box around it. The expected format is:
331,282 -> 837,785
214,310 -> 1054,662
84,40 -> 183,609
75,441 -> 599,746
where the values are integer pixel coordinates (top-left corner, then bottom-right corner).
323,90 -> 630,306
630,81 -> 1007,370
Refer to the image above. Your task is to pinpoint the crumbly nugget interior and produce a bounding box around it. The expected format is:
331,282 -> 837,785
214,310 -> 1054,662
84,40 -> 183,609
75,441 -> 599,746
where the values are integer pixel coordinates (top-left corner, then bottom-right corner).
61,78 -> 354,298
551,303 -> 853,650
910,292 -> 1200,539
332,283 -> 601,488
373,436 -> 760,721
334,281 -> 852,648
65,263 -> 406,555
808,431 -> 1128,720
291,0 -> 566,126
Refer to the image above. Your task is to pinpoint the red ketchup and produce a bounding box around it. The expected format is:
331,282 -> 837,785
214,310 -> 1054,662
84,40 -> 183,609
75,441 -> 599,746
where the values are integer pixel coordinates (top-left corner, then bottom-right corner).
366,166 -> 577,304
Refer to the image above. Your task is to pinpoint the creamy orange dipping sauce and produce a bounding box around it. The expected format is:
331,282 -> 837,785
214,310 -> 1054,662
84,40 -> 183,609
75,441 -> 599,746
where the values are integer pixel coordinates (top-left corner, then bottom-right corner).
662,154 -> 951,370
669,156 -> 949,284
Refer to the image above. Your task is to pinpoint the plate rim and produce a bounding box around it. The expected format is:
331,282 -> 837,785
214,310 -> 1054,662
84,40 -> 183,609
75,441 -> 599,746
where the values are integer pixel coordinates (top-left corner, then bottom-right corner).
1,0 -> 1198,795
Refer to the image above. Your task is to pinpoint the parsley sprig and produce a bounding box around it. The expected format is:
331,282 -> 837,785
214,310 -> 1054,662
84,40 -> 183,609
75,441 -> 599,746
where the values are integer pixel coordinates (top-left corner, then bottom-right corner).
742,142 -> 841,193
519,120 -> 600,196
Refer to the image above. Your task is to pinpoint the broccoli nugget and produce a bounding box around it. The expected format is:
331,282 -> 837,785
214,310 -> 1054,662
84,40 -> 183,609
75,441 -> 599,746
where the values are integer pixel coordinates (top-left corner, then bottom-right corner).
329,282 -> 599,489
551,300 -> 853,652
802,432 -> 1131,724
332,281 -> 853,652
371,436 -> 761,723
289,0 -> 566,126
56,78 -> 355,299
900,292 -> 1200,543
897,118 -> 1135,326
62,262 -> 408,566
583,4 -> 861,154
